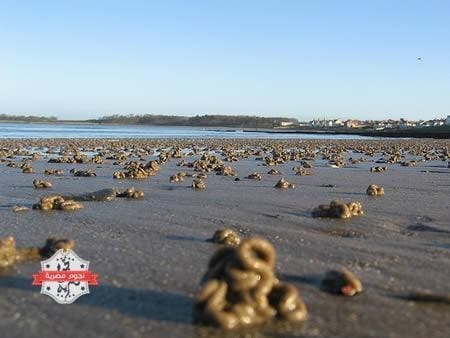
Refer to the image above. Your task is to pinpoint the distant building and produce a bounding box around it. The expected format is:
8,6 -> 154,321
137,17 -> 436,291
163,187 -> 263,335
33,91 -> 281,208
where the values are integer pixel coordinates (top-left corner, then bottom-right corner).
304,116 -> 448,130
310,119 -> 328,128
421,120 -> 433,127
333,119 -> 343,127
399,119 -> 417,129
344,120 -> 360,128
280,121 -> 294,127
431,119 -> 444,127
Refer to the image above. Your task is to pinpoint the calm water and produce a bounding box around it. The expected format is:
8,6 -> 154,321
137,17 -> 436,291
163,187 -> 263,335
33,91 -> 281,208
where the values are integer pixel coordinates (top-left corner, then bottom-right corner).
0,123 -> 376,139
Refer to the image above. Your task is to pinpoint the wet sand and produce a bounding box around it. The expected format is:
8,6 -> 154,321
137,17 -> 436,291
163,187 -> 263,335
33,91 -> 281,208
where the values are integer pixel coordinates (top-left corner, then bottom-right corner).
0,138 -> 449,338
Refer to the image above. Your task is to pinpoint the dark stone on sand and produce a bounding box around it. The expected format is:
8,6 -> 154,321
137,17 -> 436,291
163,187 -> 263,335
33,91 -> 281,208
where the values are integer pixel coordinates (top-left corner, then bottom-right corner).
63,188 -> 118,202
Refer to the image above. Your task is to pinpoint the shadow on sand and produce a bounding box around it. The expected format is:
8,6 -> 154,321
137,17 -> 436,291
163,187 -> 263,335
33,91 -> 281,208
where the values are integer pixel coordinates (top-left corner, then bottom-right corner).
166,234 -> 206,243
0,275 -> 193,324
279,273 -> 323,288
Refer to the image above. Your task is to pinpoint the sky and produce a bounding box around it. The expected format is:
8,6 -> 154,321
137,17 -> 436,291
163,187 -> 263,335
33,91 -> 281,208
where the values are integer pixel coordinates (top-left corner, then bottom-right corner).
0,0 -> 449,121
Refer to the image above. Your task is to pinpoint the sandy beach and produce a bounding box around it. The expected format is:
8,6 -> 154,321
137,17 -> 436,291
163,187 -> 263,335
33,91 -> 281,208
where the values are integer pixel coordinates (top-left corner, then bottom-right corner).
0,138 -> 449,338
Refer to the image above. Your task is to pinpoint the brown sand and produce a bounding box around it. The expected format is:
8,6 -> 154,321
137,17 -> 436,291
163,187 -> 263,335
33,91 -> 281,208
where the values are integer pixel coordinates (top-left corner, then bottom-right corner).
0,138 -> 449,338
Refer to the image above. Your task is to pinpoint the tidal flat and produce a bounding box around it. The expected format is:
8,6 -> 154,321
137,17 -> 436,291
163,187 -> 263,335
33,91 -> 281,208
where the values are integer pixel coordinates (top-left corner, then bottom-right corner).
0,138 -> 449,338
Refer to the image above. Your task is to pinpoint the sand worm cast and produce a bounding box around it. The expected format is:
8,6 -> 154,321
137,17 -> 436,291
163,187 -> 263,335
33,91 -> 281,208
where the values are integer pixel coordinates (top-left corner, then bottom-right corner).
0,236 -> 19,269
44,168 -> 64,176
328,160 -> 344,168
58,200 -> 84,211
113,171 -> 126,179
217,166 -> 236,176
189,154 -> 224,173
192,179 -> 206,190
171,148 -> 183,158
33,179 -> 52,189
192,159 -> 211,172
274,178 -> 295,189
194,237 -> 307,330
36,238 -> 75,259
70,169 -> 97,177
366,184 -> 384,196
116,187 -> 144,199
117,160 -> 160,179
320,267 -> 363,296
6,162 -> 20,168
267,169 -> 281,175
293,167 -> 312,176
268,283 -> 308,321
312,200 -> 363,219
211,229 -> 241,246
22,165 -> 33,173
300,160 -> 313,168
32,195 -> 83,211
12,205 -> 29,212
30,152 -> 40,161
48,156 -> 75,164
246,172 -> 262,180
170,172 -> 186,183
264,157 -> 278,166
400,160 -> 417,167
0,236 -> 75,269
193,172 -> 208,179
91,154 -> 104,164
350,157 -> 367,164
347,201 -> 363,216
370,166 -> 387,173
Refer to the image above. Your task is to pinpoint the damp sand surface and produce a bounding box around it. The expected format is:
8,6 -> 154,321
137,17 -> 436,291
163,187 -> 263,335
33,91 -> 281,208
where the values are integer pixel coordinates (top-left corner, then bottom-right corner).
0,139 -> 449,338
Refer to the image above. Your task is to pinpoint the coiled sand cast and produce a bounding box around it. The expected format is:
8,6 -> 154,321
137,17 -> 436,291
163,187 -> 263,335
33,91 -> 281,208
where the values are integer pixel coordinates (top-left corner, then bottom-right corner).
211,228 -> 241,246
366,184 -> 384,196
312,200 -> 363,219
194,237 -> 307,330
0,236 -> 75,269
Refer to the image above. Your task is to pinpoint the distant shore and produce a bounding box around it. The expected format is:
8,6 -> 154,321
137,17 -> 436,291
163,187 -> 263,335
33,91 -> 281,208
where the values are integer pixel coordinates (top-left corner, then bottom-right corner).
240,126 -> 450,139
0,120 -> 448,139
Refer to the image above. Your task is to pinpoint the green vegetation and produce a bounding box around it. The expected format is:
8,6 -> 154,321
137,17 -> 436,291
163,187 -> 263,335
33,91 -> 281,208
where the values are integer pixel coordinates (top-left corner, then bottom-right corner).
0,114 -> 58,122
93,114 -> 298,128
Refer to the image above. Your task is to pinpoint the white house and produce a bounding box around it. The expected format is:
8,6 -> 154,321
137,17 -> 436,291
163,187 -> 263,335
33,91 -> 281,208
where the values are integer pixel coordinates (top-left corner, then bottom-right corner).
280,121 -> 294,127
432,119 -> 444,127
333,119 -> 343,127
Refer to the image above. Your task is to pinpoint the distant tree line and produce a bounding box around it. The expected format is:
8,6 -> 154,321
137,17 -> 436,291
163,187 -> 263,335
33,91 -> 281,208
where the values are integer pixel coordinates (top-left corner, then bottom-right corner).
0,114 -> 58,122
0,113 -> 300,129
93,114 -> 298,128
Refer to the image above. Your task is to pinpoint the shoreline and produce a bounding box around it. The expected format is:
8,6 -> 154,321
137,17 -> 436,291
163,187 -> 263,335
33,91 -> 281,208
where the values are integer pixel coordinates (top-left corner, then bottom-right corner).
0,120 -> 448,139
241,126 -> 450,139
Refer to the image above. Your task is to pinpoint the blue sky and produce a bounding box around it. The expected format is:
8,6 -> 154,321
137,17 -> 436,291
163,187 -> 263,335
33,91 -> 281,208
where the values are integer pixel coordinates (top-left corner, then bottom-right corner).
0,0 -> 449,121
